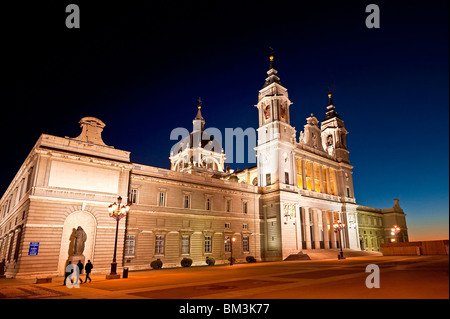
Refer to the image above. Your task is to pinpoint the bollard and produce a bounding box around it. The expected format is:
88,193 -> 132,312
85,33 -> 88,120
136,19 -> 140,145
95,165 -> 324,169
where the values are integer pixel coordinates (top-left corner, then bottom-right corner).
123,267 -> 129,279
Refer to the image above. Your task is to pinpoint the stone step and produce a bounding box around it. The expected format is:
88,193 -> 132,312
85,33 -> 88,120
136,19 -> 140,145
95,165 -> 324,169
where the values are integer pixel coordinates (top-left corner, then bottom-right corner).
300,249 -> 382,260
283,253 -> 311,261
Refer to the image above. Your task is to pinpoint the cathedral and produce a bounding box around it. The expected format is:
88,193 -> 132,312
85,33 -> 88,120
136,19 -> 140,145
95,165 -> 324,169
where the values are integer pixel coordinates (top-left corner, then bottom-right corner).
0,55 -> 408,278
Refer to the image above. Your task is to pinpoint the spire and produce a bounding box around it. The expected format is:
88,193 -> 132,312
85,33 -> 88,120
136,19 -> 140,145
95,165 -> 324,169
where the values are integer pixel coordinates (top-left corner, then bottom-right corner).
327,93 -> 334,106
193,97 -> 205,132
195,97 -> 204,120
262,47 -> 282,89
323,93 -> 340,121
269,46 -> 275,70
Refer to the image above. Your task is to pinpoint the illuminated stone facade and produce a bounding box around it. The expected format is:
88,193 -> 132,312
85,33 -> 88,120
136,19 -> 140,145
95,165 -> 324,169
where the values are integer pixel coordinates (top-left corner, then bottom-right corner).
0,58 -> 408,278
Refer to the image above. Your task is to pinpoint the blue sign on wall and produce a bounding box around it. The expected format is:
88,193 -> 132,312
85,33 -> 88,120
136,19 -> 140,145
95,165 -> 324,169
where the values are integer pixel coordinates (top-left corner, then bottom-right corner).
28,242 -> 39,256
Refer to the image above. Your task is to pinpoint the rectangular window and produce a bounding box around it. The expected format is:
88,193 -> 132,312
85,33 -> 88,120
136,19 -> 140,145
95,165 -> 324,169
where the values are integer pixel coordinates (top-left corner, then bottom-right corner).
285,172 -> 289,184
224,236 -> 231,252
346,187 -> 351,198
181,235 -> 190,254
305,162 -> 313,191
155,235 -> 165,254
19,178 -> 25,201
26,167 -> 34,192
206,198 -> 212,211
158,192 -> 165,207
243,223 -> 248,230
266,173 -> 271,185
296,159 -> 303,189
225,222 -> 230,229
130,189 -> 138,204
125,234 -> 136,256
243,201 -> 248,214
226,199 -> 231,212
204,236 -> 212,253
184,194 -> 190,209
243,236 -> 249,252
314,164 -> 321,192
329,169 -> 337,195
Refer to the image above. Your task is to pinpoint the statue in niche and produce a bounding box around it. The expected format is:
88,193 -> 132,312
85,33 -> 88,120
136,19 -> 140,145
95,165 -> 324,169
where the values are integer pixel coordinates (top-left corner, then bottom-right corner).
280,104 -> 286,119
73,226 -> 87,256
264,105 -> 271,120
327,135 -> 333,146
312,133 -> 318,149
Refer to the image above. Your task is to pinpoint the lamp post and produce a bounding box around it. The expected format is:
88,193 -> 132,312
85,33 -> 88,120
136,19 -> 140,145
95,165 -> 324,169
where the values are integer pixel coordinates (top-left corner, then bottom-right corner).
107,196 -> 130,278
333,219 -> 345,259
391,225 -> 401,242
225,237 -> 236,265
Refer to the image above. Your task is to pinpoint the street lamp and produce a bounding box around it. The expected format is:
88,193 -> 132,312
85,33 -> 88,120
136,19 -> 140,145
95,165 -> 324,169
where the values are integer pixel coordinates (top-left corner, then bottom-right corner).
107,196 -> 130,278
333,219 -> 346,260
225,237 -> 236,265
391,225 -> 401,242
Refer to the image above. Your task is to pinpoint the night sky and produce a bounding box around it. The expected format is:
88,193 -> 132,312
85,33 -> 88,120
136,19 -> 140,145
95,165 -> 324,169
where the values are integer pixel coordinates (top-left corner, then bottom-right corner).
11,0 -> 449,240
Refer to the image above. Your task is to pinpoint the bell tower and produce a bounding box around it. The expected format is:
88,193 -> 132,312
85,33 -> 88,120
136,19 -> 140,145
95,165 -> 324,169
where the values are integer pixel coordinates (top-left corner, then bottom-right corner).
255,50 -> 296,187
320,93 -> 350,163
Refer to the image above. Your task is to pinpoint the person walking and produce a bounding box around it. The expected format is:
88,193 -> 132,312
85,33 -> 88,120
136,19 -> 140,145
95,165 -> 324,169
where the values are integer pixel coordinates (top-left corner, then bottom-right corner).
85,260 -> 93,283
76,260 -> 84,284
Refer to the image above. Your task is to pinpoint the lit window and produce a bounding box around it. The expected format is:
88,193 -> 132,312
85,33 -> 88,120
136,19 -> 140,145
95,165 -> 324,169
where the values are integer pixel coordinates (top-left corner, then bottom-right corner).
226,199 -> 231,212
155,235 -> 165,254
204,236 -> 212,253
130,189 -> 138,204
296,159 -> 303,189
224,236 -> 231,252
181,235 -> 190,254
125,234 -> 136,256
184,194 -> 190,209
243,236 -> 249,252
158,192 -> 165,207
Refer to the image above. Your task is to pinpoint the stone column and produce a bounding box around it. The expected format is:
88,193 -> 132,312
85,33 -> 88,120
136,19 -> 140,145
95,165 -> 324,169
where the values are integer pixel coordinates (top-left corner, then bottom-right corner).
303,207 -> 312,249
341,212 -> 349,249
295,205 -> 303,251
312,209 -> 321,249
330,211 -> 337,248
322,210 -> 330,249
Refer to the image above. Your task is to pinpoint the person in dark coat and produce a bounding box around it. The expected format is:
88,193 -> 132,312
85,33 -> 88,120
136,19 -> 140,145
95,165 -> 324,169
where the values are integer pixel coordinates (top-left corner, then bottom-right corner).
76,260 -> 84,284
84,260 -> 93,283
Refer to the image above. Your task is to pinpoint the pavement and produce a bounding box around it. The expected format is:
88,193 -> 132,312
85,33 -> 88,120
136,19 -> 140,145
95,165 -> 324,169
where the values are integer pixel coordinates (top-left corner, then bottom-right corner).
0,255 -> 448,299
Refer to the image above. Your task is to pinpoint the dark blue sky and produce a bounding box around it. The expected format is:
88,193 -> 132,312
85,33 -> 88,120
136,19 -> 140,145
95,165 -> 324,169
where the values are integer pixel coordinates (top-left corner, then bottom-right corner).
12,0 -> 449,240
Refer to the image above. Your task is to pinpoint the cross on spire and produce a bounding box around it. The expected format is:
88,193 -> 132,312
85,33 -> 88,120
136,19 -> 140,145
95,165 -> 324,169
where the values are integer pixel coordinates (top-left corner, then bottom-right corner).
268,46 -> 275,69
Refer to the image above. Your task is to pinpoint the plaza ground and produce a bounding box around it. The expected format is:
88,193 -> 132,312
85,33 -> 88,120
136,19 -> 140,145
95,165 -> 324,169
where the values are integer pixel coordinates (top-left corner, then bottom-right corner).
0,255 -> 448,299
